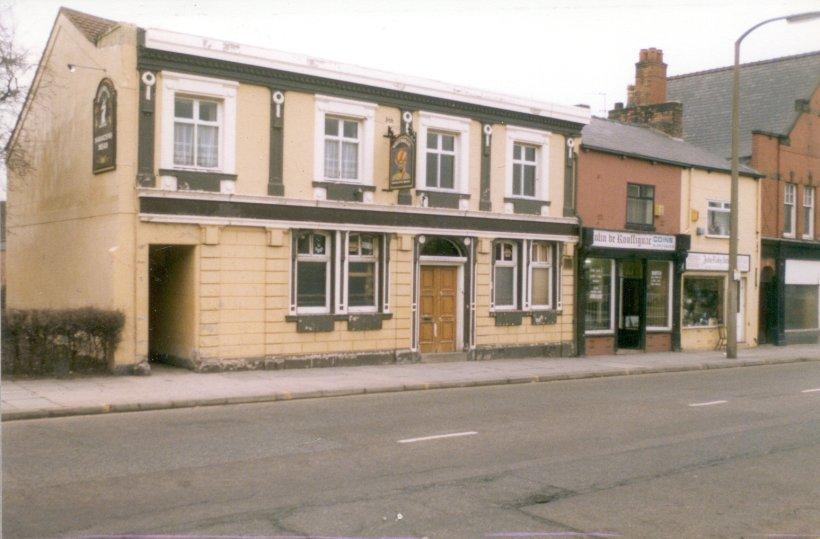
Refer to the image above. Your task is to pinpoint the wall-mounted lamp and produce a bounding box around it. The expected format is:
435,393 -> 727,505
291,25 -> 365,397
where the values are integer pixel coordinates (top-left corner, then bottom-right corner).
67,63 -> 107,73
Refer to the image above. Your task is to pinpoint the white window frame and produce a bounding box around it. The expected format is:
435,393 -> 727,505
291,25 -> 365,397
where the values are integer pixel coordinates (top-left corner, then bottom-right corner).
585,258 -> 616,335
784,183 -> 796,238
505,126 -> 551,201
492,240 -> 518,311
706,200 -> 731,238
295,231 -> 332,314
646,260 -> 674,332
314,95 -> 376,185
424,131 -> 458,191
803,186 -> 815,240
528,241 -> 553,310
346,233 -> 379,314
417,111 -> 471,194
160,71 -> 237,174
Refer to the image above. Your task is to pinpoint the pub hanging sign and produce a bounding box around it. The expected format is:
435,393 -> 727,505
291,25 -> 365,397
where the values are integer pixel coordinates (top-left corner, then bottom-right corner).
386,125 -> 415,190
92,78 -> 117,174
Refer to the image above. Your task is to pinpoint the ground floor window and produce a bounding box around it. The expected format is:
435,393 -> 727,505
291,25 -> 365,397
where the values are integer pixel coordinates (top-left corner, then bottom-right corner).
784,284 -> 819,330
646,260 -> 672,330
585,258 -> 614,332
683,276 -> 723,327
292,230 -> 388,315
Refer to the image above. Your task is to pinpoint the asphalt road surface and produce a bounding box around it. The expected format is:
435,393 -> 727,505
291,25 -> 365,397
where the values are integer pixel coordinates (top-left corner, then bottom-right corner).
3,362 -> 819,538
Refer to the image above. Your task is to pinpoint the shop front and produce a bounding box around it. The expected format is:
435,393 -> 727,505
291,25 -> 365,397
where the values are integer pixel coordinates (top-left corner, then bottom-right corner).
578,228 -> 690,355
681,252 -> 752,350
761,239 -> 820,345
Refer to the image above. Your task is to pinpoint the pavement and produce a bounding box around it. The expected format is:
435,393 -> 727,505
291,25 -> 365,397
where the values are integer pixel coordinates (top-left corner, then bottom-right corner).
3,362 -> 819,538
2,344 -> 819,421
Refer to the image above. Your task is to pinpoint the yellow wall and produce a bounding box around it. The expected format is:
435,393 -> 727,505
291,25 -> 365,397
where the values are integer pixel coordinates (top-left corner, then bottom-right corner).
679,169 -> 760,350
6,16 -> 140,367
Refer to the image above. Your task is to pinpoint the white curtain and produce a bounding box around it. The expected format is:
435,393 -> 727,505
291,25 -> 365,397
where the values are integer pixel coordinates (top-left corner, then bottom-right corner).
173,123 -> 194,166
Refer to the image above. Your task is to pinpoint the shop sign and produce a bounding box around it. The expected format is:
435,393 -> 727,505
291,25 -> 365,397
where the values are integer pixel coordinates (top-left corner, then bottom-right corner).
686,252 -> 750,272
591,229 -> 676,251
92,78 -> 116,174
386,126 -> 415,190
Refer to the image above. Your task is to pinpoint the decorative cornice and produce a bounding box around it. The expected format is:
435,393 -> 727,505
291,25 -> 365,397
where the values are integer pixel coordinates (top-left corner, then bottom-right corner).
138,47 -> 586,136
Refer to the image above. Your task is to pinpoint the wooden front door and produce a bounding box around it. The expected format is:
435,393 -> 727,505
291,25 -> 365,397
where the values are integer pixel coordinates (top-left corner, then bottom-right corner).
419,266 -> 458,353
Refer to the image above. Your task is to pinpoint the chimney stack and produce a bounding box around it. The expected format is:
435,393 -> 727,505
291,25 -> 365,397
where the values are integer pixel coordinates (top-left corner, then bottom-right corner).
630,48 -> 667,107
609,48 -> 682,138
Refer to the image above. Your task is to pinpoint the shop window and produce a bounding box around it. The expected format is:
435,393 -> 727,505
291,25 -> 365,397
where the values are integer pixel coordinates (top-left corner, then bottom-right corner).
584,258 -> 614,332
626,183 -> 654,228
347,233 -> 378,311
707,201 -> 731,237
295,231 -> 331,313
683,276 -> 724,327
784,285 -> 819,330
493,241 -> 517,309
324,117 -> 360,180
784,184 -> 796,237
803,186 -> 814,239
529,241 -> 552,309
646,260 -> 672,330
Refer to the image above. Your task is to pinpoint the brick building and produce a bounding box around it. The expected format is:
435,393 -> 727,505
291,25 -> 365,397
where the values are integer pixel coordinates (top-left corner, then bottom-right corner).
666,51 -> 820,345
5,9 -> 588,372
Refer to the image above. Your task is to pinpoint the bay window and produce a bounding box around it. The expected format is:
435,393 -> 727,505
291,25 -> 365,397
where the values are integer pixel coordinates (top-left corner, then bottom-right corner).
493,241 -> 517,309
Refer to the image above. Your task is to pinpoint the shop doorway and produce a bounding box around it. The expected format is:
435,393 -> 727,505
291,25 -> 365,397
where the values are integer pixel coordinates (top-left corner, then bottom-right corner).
148,245 -> 197,366
618,260 -> 644,349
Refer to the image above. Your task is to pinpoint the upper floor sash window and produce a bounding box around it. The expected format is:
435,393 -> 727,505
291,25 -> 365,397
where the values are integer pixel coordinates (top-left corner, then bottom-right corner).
324,117 -> 360,180
425,131 -> 457,190
417,112 -> 471,194
505,126 -> 551,201
314,95 -> 376,185
512,143 -> 538,197
174,97 -> 220,169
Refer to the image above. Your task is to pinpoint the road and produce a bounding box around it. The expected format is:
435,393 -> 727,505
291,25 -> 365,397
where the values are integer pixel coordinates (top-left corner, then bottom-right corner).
2,362 -> 819,538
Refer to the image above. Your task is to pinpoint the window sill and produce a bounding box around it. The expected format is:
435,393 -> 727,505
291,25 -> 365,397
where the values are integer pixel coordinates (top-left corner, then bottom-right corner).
158,169 -> 237,193
416,189 -> 470,209
682,324 -> 722,330
313,180 -> 376,190
625,223 -> 655,232
490,309 -> 559,326
783,234 -> 796,239
286,312 -> 392,333
504,197 -> 550,215
313,180 -> 375,203
705,234 -> 729,239
585,330 -> 615,336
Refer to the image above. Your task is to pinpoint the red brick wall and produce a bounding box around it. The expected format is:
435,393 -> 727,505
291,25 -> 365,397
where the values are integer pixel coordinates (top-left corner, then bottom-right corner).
577,149 -> 682,234
754,87 -> 820,240
585,335 -> 615,356
645,332 -> 672,353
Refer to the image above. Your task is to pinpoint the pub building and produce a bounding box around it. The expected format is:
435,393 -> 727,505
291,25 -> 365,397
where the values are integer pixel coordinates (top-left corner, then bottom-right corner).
576,117 -> 761,354
5,9 -> 589,373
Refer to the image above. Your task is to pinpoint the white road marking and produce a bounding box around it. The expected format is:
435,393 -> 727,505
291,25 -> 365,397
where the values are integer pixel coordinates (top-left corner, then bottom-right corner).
688,400 -> 728,407
801,388 -> 820,393
398,431 -> 478,444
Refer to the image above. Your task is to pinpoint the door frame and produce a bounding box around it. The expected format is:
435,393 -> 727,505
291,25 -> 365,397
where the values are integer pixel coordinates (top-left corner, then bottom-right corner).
417,256 -> 466,353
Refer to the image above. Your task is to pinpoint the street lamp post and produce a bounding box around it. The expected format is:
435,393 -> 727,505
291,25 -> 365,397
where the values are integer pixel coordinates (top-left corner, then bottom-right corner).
727,11 -> 820,359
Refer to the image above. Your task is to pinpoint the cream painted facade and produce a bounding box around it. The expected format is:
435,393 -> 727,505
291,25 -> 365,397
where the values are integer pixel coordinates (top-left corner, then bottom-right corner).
7,10 -> 588,372
679,168 -> 761,350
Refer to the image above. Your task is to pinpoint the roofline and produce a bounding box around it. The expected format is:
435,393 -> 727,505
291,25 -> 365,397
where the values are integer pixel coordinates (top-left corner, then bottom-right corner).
668,49 -> 820,80
580,143 -> 763,179
142,28 -> 591,126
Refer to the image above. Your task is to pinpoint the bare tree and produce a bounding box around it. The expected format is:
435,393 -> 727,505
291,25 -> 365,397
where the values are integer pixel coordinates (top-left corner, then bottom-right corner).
0,0 -> 31,178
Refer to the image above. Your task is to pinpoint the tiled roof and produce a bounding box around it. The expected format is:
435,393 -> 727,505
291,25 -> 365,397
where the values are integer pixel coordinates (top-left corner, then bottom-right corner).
581,117 -> 759,176
59,7 -> 119,44
667,50 -> 820,159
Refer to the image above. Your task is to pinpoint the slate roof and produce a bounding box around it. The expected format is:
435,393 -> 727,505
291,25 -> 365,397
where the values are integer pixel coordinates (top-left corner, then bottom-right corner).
59,7 -> 119,44
581,117 -> 760,176
667,50 -> 820,159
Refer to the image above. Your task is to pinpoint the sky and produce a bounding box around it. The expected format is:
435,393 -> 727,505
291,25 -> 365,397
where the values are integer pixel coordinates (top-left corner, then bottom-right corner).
2,0 -> 819,197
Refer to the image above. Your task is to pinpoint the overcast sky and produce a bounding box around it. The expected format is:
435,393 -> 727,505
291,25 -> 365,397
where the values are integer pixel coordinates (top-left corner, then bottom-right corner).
2,0 -> 819,197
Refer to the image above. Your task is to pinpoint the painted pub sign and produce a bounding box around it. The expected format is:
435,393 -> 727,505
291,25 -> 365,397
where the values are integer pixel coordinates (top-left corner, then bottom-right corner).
93,78 -> 116,174
387,126 -> 415,190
